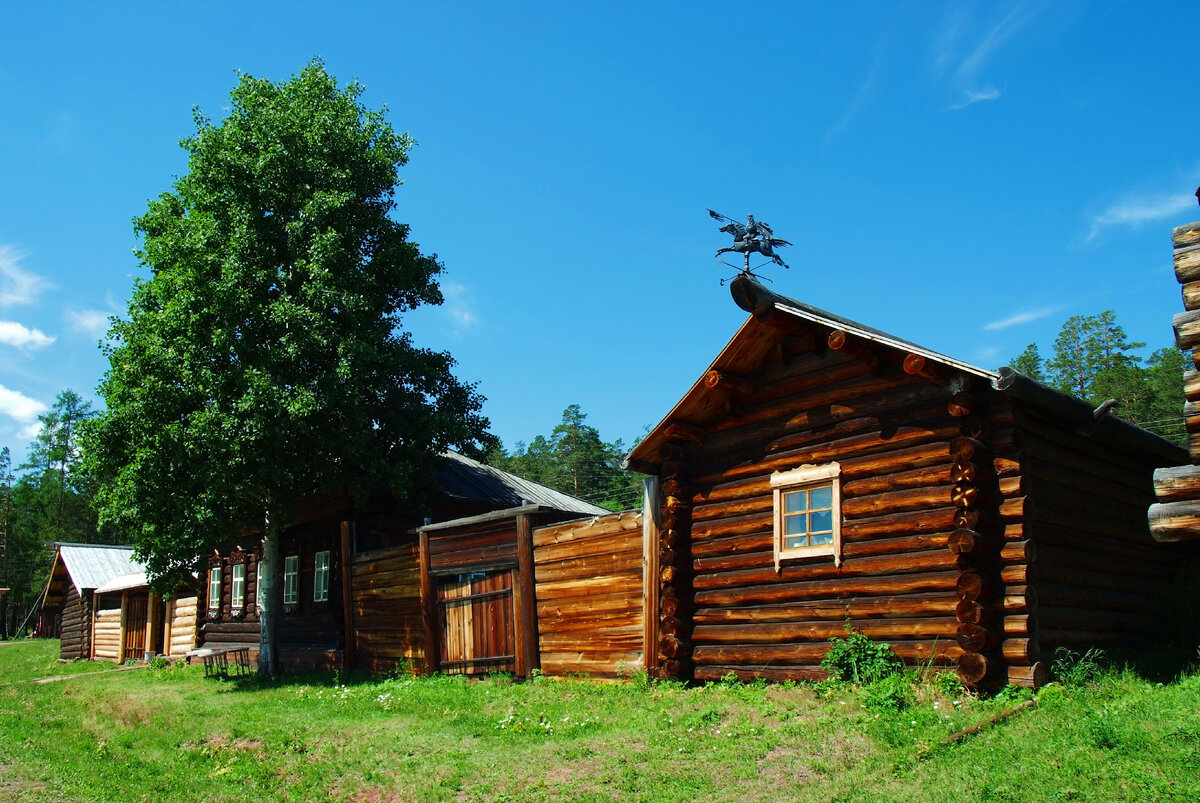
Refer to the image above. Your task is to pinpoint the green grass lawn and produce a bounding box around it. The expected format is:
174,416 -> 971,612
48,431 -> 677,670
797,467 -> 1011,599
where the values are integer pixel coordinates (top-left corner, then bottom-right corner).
2,639 -> 1199,802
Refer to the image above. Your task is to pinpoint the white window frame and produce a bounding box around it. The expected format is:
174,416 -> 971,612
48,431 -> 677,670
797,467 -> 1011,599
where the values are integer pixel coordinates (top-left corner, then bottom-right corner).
771,462 -> 842,571
254,560 -> 262,611
208,566 -> 221,612
283,555 -> 299,606
231,563 -> 245,611
314,550 -> 331,603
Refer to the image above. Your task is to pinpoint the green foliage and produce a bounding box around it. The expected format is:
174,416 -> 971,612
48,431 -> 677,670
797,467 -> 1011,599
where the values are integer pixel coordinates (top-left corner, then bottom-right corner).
1009,342 -> 1044,380
6,640 -> 1200,802
820,625 -> 904,685
487,404 -> 642,510
1008,310 -> 1185,445
1052,647 -> 1109,686
84,61 -> 492,608
861,673 -> 915,712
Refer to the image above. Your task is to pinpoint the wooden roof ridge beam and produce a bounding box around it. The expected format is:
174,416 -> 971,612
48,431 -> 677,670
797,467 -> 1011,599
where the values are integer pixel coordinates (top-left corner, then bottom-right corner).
1173,220 -> 1200,251
827,329 -> 880,371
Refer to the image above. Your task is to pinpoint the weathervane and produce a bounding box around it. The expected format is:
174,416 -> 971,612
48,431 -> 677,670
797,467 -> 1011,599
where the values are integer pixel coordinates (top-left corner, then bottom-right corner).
708,209 -> 791,283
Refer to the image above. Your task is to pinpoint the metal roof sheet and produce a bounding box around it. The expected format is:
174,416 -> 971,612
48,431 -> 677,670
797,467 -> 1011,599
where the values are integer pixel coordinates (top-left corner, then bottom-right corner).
57,544 -> 143,592
437,451 -> 609,516
94,571 -> 149,595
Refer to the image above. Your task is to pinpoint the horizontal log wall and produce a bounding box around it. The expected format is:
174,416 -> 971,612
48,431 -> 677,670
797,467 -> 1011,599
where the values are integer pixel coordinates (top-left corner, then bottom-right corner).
677,338 -> 967,682
1010,403 -> 1185,659
58,585 -> 90,661
350,542 -> 425,674
533,511 -> 645,677
92,603 -> 122,662
166,596 -> 198,656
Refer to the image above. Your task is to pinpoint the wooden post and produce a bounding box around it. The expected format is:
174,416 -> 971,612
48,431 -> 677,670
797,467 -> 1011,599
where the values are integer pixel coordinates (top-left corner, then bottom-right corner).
515,513 -> 539,677
418,530 -> 438,674
643,476 -> 661,675
144,591 -> 159,659
339,519 -> 355,669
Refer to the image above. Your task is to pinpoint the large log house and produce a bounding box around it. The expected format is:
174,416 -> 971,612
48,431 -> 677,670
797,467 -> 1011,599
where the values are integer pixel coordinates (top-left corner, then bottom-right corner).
626,275 -> 1190,688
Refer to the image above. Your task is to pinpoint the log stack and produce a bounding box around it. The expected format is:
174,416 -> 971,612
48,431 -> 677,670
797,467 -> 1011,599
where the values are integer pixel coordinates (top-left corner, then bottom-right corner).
1150,220 -> 1200,543
658,446 -> 695,680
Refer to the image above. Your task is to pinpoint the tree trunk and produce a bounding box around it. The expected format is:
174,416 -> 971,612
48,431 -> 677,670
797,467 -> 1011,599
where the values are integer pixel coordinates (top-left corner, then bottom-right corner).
258,508 -> 281,676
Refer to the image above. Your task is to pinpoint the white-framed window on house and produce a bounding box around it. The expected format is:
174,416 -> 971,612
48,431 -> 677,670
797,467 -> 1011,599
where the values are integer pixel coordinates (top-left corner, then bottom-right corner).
284,555 -> 299,606
208,566 -> 222,612
231,563 -> 246,611
771,462 -> 842,570
314,550 -> 331,603
254,560 -> 262,611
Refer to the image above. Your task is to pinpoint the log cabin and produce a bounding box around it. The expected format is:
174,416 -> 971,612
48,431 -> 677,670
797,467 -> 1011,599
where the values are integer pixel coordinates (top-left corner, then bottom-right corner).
1150,218 -> 1200,542
41,543 -> 198,661
199,451 -> 610,671
625,274 -> 1191,688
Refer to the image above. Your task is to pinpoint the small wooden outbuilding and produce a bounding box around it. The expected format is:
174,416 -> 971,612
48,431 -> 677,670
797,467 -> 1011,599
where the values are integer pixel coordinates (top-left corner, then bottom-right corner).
41,543 -> 197,662
626,275 -> 1189,688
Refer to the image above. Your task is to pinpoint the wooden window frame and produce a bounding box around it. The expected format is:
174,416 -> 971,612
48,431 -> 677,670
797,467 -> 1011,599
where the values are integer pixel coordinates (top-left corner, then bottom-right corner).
313,550 -> 331,603
283,555 -> 299,606
771,462 -> 842,571
253,560 -> 262,612
230,563 -> 245,612
207,566 -> 221,614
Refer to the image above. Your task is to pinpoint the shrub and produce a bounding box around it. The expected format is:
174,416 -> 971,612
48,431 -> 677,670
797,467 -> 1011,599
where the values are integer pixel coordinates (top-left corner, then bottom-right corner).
821,625 -> 903,685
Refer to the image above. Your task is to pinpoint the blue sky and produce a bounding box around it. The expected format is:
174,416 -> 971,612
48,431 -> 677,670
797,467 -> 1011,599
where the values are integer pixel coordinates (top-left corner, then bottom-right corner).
1,1 -> 1197,467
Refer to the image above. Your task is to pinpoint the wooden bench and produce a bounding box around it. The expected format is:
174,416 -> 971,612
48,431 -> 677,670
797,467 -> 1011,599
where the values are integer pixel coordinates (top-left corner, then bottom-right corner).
188,647 -> 252,678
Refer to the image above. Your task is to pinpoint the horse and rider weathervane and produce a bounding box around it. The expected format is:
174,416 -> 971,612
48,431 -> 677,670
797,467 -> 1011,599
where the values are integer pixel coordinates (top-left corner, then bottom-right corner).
707,209 -> 791,284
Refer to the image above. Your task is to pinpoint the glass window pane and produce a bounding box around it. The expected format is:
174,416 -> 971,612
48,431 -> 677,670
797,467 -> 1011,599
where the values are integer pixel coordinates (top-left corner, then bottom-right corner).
810,530 -> 834,546
784,490 -> 808,513
809,485 -> 833,509
784,535 -> 809,550
784,514 -> 807,535
810,509 -> 833,533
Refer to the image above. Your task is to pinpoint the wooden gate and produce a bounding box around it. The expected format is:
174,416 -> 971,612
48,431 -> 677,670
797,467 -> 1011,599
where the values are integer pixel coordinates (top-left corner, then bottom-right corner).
437,571 -> 514,675
123,597 -> 148,661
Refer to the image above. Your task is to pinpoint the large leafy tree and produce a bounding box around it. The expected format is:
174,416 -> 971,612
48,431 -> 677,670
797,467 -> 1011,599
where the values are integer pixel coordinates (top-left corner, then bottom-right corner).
86,61 -> 491,674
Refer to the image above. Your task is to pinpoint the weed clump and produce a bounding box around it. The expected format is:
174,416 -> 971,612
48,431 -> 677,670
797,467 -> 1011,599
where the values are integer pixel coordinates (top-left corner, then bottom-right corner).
820,625 -> 903,685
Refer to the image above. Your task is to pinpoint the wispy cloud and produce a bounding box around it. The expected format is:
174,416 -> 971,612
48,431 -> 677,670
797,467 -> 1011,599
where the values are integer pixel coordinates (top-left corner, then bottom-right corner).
0,383 -> 46,425
973,345 -> 1001,364
826,62 -> 879,144
0,245 -> 53,307
938,2 -> 1043,110
441,282 -> 478,334
947,87 -> 1001,111
1087,192 -> 1196,242
65,308 -> 111,339
0,320 -> 54,349
984,306 -> 1060,331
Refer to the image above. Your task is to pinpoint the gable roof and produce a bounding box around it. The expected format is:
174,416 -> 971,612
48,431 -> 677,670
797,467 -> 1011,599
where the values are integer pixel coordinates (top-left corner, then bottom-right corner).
628,275 -> 1184,470
437,451 -> 609,517
54,543 -> 142,594
628,276 -> 995,468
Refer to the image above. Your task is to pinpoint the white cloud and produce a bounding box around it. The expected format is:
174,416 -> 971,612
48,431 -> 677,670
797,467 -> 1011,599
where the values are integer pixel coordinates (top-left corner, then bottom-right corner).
947,87 -> 1001,111
441,282 -> 478,333
1087,193 -> 1196,241
65,308 -> 111,338
940,2 -> 1042,110
984,306 -> 1060,331
0,245 -> 52,307
0,320 -> 54,349
826,62 -> 879,144
0,383 -> 46,424
974,345 -> 1001,364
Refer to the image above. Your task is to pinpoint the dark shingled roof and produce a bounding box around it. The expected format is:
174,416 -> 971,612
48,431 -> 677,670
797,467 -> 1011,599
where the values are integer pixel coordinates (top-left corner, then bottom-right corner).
436,451 -> 609,517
